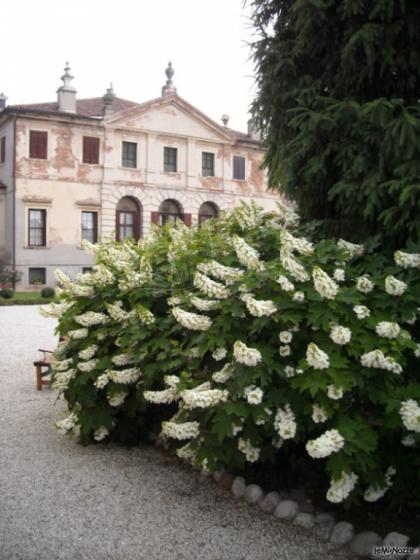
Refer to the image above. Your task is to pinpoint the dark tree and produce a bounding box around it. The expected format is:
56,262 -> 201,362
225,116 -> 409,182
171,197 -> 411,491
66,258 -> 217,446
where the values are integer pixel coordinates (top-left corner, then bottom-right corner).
250,0 -> 420,249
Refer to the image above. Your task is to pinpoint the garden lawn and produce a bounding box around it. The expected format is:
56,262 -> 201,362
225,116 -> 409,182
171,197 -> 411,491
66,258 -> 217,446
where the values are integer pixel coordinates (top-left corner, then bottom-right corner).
0,291 -> 54,305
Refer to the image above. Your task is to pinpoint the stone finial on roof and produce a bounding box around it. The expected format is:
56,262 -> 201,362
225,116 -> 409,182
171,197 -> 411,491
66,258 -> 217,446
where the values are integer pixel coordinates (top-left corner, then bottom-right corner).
57,62 -> 77,113
103,83 -> 116,115
221,114 -> 230,127
0,92 -> 7,111
162,61 -> 177,97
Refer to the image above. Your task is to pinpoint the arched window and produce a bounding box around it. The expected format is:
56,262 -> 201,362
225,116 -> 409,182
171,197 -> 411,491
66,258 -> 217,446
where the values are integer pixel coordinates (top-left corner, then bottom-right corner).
116,197 -> 141,241
159,199 -> 183,226
198,202 -> 219,225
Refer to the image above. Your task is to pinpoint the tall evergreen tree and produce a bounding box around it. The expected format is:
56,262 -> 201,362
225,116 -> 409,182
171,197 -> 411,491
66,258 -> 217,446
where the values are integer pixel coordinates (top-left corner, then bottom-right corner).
250,0 -> 420,249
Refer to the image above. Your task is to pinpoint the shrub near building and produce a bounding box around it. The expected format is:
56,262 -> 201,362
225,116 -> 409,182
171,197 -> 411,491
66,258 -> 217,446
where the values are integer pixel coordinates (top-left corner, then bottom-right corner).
43,202 -> 420,509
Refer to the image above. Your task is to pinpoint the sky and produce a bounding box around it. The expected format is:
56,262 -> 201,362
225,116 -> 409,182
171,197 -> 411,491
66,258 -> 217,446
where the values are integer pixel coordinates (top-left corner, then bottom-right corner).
1,0 -> 259,132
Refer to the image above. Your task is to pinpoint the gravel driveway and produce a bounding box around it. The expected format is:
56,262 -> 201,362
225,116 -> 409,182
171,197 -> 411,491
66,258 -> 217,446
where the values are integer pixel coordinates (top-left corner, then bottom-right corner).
0,306 -> 354,560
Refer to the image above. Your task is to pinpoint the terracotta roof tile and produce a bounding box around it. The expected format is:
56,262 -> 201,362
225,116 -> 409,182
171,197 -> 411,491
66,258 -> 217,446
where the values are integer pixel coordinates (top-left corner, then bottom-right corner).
8,96 -> 139,118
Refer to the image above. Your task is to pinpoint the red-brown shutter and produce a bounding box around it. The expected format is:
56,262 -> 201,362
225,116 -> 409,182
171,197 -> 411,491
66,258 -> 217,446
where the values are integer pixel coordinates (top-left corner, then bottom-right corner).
0,137 -> 5,163
151,211 -> 160,225
133,211 -> 141,240
183,213 -> 192,227
29,131 -> 48,159
116,210 -> 121,241
83,137 -> 100,164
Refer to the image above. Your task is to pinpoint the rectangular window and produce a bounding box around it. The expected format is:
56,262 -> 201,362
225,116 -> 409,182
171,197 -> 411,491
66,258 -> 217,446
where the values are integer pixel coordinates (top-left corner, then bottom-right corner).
81,211 -> 98,243
164,147 -> 177,173
0,136 -> 5,163
28,209 -> 46,247
202,152 -> 214,177
82,267 -> 93,274
29,131 -> 48,159
233,155 -> 246,180
29,267 -> 46,285
82,136 -> 100,164
122,141 -> 137,168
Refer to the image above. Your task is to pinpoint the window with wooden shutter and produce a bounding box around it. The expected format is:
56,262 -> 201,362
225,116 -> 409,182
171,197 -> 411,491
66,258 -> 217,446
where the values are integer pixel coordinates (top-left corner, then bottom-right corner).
0,136 -> 5,163
29,131 -> 48,160
233,155 -> 246,180
83,136 -> 100,164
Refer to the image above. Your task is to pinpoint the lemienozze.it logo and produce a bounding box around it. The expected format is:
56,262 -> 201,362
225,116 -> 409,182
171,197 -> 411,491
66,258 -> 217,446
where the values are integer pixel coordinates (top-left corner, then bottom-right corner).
373,545 -> 418,558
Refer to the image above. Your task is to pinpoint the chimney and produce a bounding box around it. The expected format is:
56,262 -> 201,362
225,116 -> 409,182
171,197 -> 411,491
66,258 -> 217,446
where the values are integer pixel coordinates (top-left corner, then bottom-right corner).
102,83 -> 115,116
57,62 -> 76,113
0,93 -> 7,112
247,117 -> 261,141
221,114 -> 230,127
161,62 -> 177,97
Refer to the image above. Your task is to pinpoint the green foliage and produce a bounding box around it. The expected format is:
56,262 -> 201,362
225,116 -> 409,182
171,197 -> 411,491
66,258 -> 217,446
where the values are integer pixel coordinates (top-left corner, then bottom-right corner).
250,0 -> 420,248
41,287 -> 55,299
0,265 -> 22,289
46,202 -> 420,508
0,288 -> 14,299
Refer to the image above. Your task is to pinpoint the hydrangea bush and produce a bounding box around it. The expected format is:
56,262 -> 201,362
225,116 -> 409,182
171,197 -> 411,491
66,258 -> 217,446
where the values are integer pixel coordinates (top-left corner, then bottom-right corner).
43,202 -> 420,507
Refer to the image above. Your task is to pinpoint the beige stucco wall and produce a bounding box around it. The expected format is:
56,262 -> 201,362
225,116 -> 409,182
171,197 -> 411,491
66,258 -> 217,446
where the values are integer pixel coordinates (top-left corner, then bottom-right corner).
0,116 -> 15,265
10,98 -> 280,290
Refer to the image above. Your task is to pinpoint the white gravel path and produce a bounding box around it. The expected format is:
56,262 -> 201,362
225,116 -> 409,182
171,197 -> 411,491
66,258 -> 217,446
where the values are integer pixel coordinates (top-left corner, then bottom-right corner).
0,306 -> 354,560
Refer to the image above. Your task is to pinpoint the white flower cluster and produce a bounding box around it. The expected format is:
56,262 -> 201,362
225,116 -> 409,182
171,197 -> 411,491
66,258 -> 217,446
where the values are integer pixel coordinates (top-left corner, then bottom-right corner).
78,345 -> 98,361
306,343 -> 330,370
68,328 -> 88,340
364,467 -> 396,502
330,325 -> 352,345
231,235 -> 264,271
244,385 -> 264,405
361,350 -> 402,374
52,369 -> 76,390
356,275 -> 374,294
293,291 -> 305,302
353,305 -> 370,319
415,344 -> 420,358
238,438 -> 260,462
197,260 -> 244,285
233,200 -> 264,230
107,368 -> 141,385
52,358 -> 73,371
394,250 -> 420,269
280,252 -> 310,282
106,302 -> 134,322
112,353 -> 134,366
401,435 -> 416,447
233,340 -> 262,366
56,412 -> 79,433
333,268 -> 345,282
327,385 -> 344,400
400,399 -> 420,433
75,311 -> 109,327
118,260 -> 153,291
172,307 -> 212,331
190,296 -> 220,311
337,239 -> 364,259
306,429 -> 345,459
212,363 -> 234,383
279,331 -> 293,343
161,421 -> 200,440
107,391 -> 128,407
326,471 -> 358,503
240,293 -> 277,317
212,348 -> 227,361
94,373 -> 109,389
167,296 -> 182,307
78,359 -> 98,373
375,321 -> 401,339
283,365 -> 303,378
193,271 -> 230,299
93,426 -> 109,441
280,230 -> 314,256
181,384 -> 229,409
279,345 -> 291,357
39,302 -> 73,318
72,284 -> 95,297
136,304 -> 155,325
312,266 -> 339,300
385,275 -> 407,296
276,274 -> 295,292
274,404 -> 297,439
144,387 -> 178,404
312,404 -> 328,423
275,200 -> 300,228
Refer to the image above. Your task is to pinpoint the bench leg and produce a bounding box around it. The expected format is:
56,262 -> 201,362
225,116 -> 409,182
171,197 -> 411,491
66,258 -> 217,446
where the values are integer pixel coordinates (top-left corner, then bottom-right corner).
36,365 -> 42,391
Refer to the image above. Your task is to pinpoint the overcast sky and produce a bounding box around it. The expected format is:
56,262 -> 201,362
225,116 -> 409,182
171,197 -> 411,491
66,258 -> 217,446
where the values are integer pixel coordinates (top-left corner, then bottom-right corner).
1,0 -> 259,132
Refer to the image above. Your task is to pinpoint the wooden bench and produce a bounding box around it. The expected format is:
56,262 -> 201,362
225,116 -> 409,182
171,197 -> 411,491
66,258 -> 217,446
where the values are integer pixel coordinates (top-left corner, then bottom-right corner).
34,348 -> 53,391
